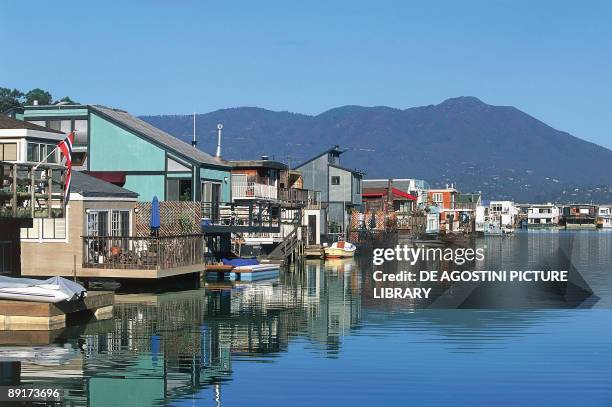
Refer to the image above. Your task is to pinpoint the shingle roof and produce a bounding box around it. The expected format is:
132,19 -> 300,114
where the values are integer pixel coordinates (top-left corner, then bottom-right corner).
71,171 -> 139,198
90,105 -> 230,168
0,114 -> 64,134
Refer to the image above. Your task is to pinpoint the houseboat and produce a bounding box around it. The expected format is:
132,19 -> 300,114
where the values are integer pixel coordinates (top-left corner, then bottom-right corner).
597,205 -> 612,228
526,204 -> 559,228
563,204 -> 597,229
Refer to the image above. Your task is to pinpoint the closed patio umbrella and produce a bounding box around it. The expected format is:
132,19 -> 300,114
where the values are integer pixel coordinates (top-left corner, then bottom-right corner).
369,212 -> 377,229
150,196 -> 160,237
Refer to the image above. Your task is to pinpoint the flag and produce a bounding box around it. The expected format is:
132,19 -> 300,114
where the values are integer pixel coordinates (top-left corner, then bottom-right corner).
58,132 -> 74,205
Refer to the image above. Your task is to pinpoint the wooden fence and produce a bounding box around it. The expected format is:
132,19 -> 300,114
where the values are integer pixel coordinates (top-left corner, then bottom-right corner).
135,201 -> 201,236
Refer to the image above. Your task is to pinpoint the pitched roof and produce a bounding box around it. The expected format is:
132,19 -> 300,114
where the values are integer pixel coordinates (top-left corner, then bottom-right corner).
363,179 -> 413,191
293,145 -> 345,169
71,171 -> 139,198
230,159 -> 288,170
90,105 -> 230,169
0,114 -> 64,134
329,162 -> 365,176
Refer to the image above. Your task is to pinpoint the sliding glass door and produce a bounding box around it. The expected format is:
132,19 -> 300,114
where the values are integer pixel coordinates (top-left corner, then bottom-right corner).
202,181 -> 221,222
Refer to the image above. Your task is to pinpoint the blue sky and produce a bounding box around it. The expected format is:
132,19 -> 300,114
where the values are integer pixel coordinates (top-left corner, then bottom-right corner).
2,0 -> 611,148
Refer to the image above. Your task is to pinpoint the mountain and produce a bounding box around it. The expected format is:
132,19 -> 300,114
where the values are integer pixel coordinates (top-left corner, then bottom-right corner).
141,97 -> 612,203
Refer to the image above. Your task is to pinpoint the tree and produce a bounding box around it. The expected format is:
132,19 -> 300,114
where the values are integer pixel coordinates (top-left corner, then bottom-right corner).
0,87 -> 24,112
55,96 -> 77,104
25,88 -> 52,105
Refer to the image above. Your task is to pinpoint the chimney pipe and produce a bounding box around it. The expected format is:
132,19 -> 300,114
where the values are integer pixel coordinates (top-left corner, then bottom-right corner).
191,112 -> 197,148
33,100 -> 39,106
216,123 -> 223,158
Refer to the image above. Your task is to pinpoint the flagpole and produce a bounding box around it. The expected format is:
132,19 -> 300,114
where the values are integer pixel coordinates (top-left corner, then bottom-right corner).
33,131 -> 76,171
33,146 -> 59,170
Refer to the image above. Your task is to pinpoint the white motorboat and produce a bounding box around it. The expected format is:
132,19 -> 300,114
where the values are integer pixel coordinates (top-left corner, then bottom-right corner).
0,276 -> 87,303
324,240 -> 357,258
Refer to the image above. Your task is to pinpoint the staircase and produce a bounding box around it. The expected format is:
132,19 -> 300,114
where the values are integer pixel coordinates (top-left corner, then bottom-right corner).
267,227 -> 302,262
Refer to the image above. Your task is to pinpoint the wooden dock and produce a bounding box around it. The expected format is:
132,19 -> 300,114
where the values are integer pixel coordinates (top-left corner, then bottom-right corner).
304,245 -> 323,258
0,291 -> 114,331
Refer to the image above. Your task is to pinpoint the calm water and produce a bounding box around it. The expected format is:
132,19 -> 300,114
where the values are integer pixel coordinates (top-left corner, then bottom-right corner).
2,230 -> 612,406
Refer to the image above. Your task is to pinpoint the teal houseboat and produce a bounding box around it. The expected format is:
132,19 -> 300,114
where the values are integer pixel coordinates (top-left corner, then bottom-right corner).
7,104 -> 231,203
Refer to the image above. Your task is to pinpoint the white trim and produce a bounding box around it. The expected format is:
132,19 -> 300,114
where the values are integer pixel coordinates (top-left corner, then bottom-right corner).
69,193 -> 137,202
86,208 -> 133,237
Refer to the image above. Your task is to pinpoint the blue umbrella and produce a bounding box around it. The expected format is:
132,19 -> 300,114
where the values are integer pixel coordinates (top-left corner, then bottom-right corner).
150,195 -> 160,235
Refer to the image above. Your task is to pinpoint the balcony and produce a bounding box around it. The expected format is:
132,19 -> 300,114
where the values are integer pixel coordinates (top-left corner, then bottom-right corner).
82,235 -> 204,278
232,181 -> 278,200
201,201 -> 281,234
279,187 -> 309,207
0,161 -> 66,220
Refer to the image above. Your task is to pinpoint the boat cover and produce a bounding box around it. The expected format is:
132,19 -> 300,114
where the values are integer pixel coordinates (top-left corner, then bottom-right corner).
0,276 -> 87,302
222,257 -> 259,266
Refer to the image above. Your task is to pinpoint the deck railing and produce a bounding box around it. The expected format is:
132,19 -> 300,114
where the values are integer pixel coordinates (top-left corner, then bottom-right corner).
279,187 -> 309,206
82,234 -> 203,270
232,181 -> 278,200
201,201 -> 281,230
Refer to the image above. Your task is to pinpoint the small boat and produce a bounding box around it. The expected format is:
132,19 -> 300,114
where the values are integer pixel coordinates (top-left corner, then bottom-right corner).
206,257 -> 280,281
324,240 -> 356,258
0,276 -> 86,303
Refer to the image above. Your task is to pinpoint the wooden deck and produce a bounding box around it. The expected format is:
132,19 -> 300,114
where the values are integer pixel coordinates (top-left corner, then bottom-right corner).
0,291 -> 114,331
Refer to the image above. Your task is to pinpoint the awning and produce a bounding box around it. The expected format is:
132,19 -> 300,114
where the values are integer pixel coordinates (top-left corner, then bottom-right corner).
84,171 -> 127,187
392,188 -> 417,200
362,189 -> 417,200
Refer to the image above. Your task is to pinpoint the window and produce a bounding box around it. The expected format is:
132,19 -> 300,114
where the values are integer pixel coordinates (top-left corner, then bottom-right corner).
48,120 -> 61,131
60,120 -> 72,133
71,152 -> 88,167
87,210 -> 128,237
27,142 -> 39,162
87,211 -> 108,236
202,181 -> 221,221
0,143 -> 17,161
111,211 -> 130,237
331,176 -> 341,185
31,118 -> 89,146
46,144 -> 58,163
20,218 -> 66,240
73,119 -> 88,146
432,193 -> 443,203
355,178 -> 361,193
167,179 -> 193,201
25,142 -> 59,163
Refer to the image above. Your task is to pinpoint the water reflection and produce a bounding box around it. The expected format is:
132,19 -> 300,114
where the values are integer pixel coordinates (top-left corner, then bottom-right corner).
0,231 -> 610,406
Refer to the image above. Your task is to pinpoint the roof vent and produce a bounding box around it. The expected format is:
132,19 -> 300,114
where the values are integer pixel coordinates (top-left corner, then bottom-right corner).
261,155 -> 269,161
33,100 -> 39,106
